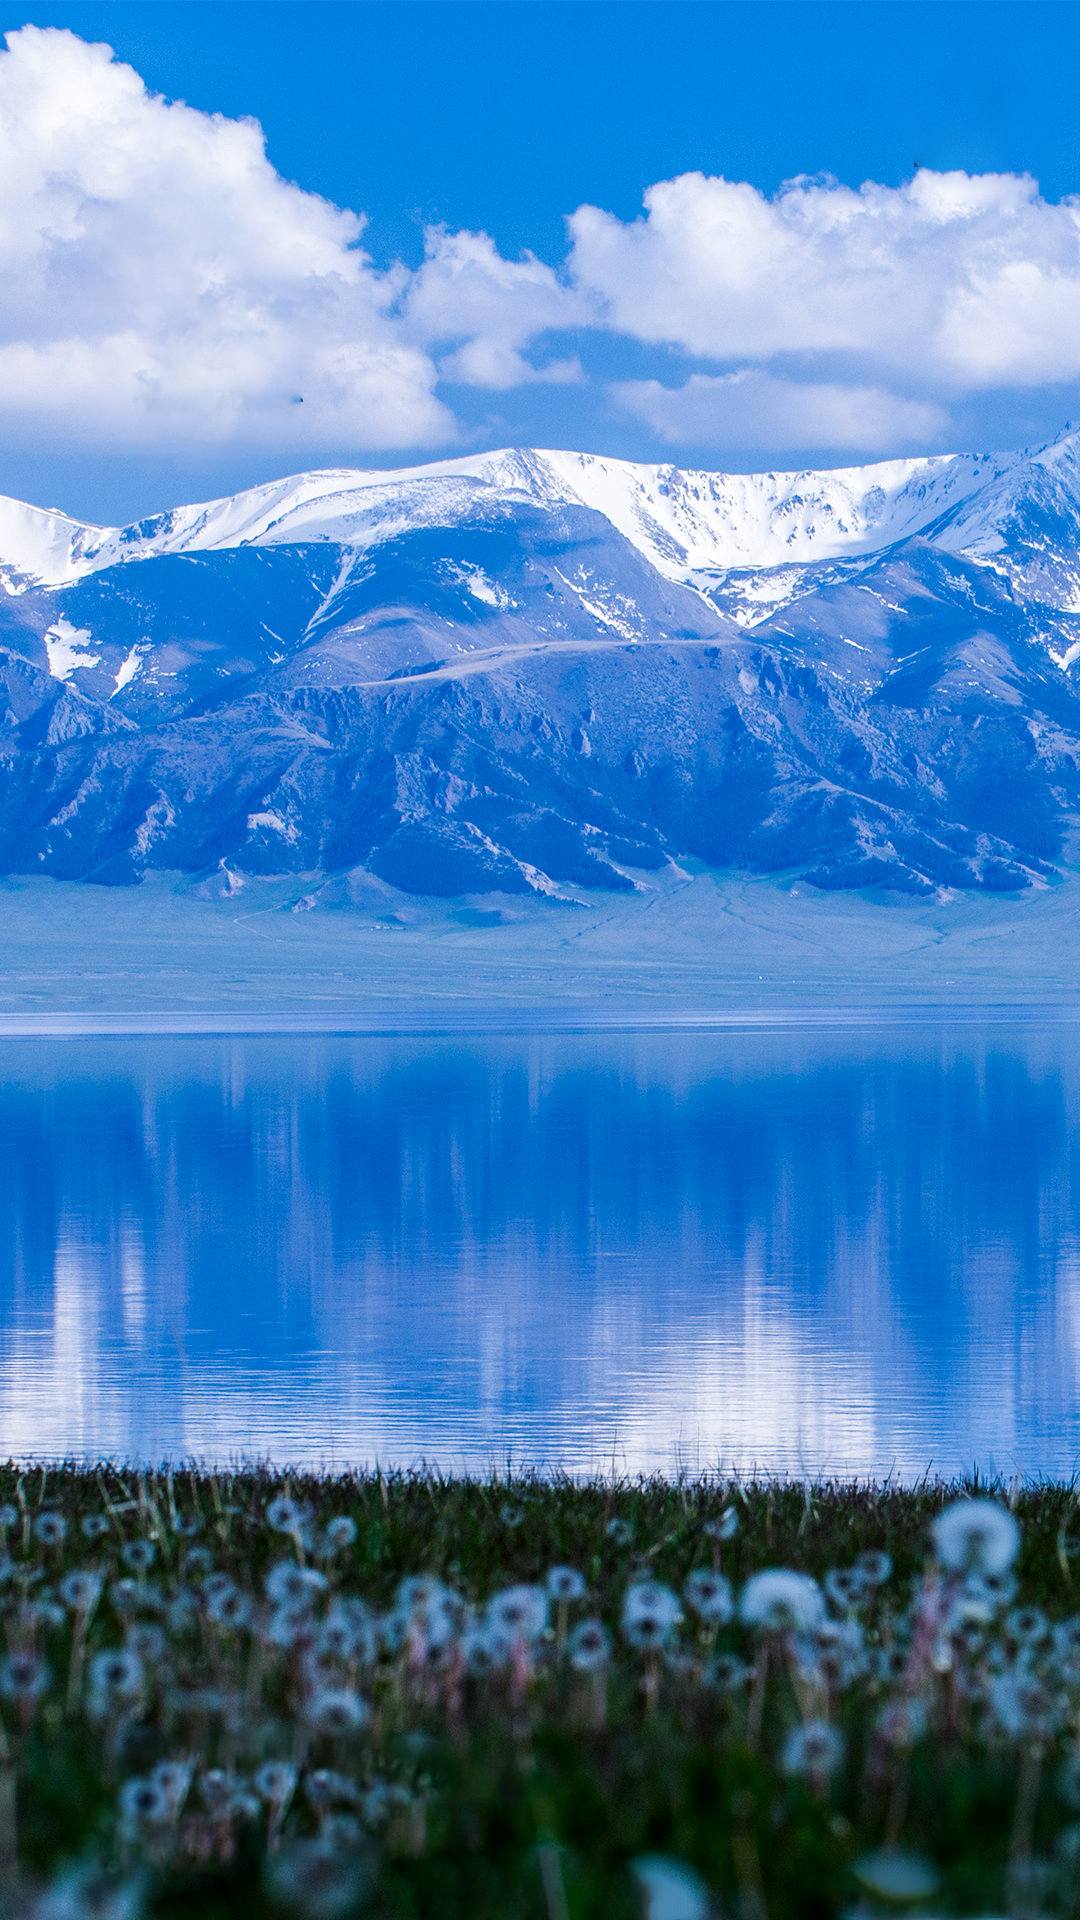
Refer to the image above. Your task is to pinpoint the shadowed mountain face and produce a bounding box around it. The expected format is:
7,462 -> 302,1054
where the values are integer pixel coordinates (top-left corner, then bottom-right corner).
5,440 -> 1080,896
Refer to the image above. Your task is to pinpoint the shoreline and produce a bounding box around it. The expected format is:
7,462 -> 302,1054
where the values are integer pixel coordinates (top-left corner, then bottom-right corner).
5,868 -> 1080,1018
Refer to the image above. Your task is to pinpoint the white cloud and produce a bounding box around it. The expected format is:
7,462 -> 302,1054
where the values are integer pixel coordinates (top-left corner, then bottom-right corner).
615,370 -> 948,454
3,26 -> 1080,468
405,227 -> 586,388
568,168 -> 1080,394
0,25 -> 452,451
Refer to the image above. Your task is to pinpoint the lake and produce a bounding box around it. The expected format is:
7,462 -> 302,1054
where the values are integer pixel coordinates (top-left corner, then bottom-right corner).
1,1021 -> 1078,1478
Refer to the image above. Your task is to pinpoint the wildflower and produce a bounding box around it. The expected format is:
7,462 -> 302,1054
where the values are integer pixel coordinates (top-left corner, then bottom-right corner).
487,1584 -> 548,1643
823,1567 -> 867,1613
621,1580 -> 681,1650
266,1493 -> 309,1534
124,1623 -> 167,1664
255,1761 -> 298,1809
205,1582 -> 252,1631
605,1517 -> 633,1546
304,1768 -> 362,1812
856,1548 -> 893,1585
461,1624 -> 512,1675
631,1854 -> 711,1920
683,1568 -> 733,1625
320,1515 -> 358,1554
0,1649 -> 50,1703
990,1671 -> 1058,1741
265,1836 -> 372,1919
266,1561 -> 327,1609
704,1507 -> 740,1543
34,1511 -> 67,1548
181,1546 -> 213,1581
80,1513 -> 111,1541
316,1598 -> 375,1664
567,1619 -> 612,1671
398,1573 -> 451,1616
360,1780 -> 412,1829
852,1850 -> 940,1904
110,1578 -> 163,1620
499,1502 -> 524,1528
875,1696 -> 929,1748
546,1565 -> 587,1603
263,1604 -> 312,1651
198,1768 -> 242,1811
226,1788 -> 263,1823
303,1685 -> 371,1737
150,1761 -> 192,1815
170,1512 -> 201,1538
868,1644 -> 909,1687
739,1569 -> 824,1634
118,1775 -> 173,1836
33,1865 -> 144,1920
707,1653 -> 751,1695
932,1497 -> 1021,1577
1006,1603 -> 1051,1649
59,1569 -> 104,1615
780,1719 -> 845,1782
120,1540 -> 156,1575
88,1648 -> 144,1709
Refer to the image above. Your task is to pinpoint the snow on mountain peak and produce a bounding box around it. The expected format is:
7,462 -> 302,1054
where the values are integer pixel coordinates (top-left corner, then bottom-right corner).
0,433 -> 1076,605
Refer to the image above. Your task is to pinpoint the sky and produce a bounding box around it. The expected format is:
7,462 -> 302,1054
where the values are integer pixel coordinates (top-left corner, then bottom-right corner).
6,0 -> 1080,520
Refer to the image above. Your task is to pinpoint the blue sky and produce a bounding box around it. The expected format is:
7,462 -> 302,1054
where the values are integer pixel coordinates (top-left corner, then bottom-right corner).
6,0 -> 1080,520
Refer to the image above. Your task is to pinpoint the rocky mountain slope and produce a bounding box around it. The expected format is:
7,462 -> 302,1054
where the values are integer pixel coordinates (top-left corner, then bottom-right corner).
5,433 -> 1080,897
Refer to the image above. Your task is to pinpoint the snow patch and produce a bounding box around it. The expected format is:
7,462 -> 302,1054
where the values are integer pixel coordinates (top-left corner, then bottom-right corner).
247,810 -> 300,842
111,646 -> 144,695
44,618 -> 100,681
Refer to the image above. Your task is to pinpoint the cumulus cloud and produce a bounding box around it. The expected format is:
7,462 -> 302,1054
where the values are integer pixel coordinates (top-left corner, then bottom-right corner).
614,371 -> 948,453
568,168 -> 1080,394
404,227 -> 585,389
0,24 -> 452,450
4,25 -> 1080,466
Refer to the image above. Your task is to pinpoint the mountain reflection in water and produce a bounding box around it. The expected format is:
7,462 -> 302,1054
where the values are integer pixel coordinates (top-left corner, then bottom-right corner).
0,1027 -> 1077,1476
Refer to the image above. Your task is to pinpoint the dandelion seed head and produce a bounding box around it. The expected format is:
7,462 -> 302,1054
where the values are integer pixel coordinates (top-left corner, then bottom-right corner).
853,1850 -> 940,1904
120,1541 -> 156,1576
567,1619 -> 612,1672
546,1565 -> 587,1603
0,1650 -> 49,1702
622,1581 -> 681,1650
266,1495 -> 309,1536
32,1864 -> 145,1920
739,1569 -> 824,1635
932,1498 -> 1021,1577
265,1835 -> 372,1920
683,1568 -> 733,1625
487,1583 -> 548,1644
631,1854 -> 711,1920
254,1761 -> 298,1807
118,1776 -> 172,1833
780,1719 -> 844,1781
321,1516 -> 358,1554
60,1570 -> 104,1615
88,1648 -> 144,1705
856,1548 -> 893,1586
303,1685 -> 371,1738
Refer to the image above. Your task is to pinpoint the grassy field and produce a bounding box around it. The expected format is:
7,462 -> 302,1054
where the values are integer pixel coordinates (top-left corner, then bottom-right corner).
3,1466 -> 1079,1919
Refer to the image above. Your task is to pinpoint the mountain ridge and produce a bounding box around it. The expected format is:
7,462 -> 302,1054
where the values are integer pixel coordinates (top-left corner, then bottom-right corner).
0,434 -> 1049,601
3,431 -> 1080,901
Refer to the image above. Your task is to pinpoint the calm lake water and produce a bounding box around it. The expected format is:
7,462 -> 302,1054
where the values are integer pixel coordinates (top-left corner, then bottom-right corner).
2,1023 -> 1079,1478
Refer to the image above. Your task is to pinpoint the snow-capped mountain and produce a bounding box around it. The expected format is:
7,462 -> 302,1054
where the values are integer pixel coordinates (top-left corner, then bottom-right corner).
4,429 -> 1080,898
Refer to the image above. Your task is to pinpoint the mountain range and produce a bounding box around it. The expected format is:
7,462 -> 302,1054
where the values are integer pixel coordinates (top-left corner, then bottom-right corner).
6,431 -> 1080,898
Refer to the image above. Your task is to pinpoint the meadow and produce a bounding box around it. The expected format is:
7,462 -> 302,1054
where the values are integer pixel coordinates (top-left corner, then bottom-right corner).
3,1465 -> 1078,1919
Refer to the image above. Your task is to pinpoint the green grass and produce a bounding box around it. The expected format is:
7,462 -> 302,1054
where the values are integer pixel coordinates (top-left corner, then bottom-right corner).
4,1463 -> 1080,1919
